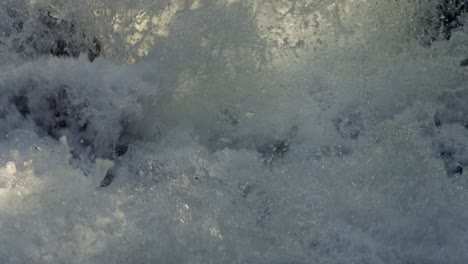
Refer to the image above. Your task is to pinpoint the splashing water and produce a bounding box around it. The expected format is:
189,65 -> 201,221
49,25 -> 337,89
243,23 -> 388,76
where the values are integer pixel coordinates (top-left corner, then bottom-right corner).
1,0 -> 468,263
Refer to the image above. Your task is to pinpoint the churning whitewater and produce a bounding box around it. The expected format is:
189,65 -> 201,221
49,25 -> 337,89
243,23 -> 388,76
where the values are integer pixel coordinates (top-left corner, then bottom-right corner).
1,0 -> 468,263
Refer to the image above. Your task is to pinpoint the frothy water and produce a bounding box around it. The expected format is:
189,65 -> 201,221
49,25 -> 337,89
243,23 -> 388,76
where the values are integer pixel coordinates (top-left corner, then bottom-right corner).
1,0 -> 468,263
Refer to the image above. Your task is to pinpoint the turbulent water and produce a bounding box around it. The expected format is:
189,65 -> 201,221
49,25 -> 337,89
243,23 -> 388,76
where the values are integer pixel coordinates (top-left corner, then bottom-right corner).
1,0 -> 468,263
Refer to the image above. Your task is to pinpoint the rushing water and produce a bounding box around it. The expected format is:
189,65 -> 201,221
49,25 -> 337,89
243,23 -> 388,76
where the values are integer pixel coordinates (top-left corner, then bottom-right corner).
1,0 -> 468,263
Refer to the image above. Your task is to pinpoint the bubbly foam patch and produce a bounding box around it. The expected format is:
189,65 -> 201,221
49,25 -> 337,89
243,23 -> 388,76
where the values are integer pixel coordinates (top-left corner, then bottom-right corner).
1,0 -> 468,263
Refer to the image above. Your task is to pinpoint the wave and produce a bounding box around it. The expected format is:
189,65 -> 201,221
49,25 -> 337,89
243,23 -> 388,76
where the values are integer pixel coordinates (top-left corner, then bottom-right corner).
1,0 -> 468,263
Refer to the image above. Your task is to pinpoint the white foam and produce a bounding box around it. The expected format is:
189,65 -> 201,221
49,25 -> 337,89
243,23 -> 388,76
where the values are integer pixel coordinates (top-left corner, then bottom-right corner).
0,0 -> 468,263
